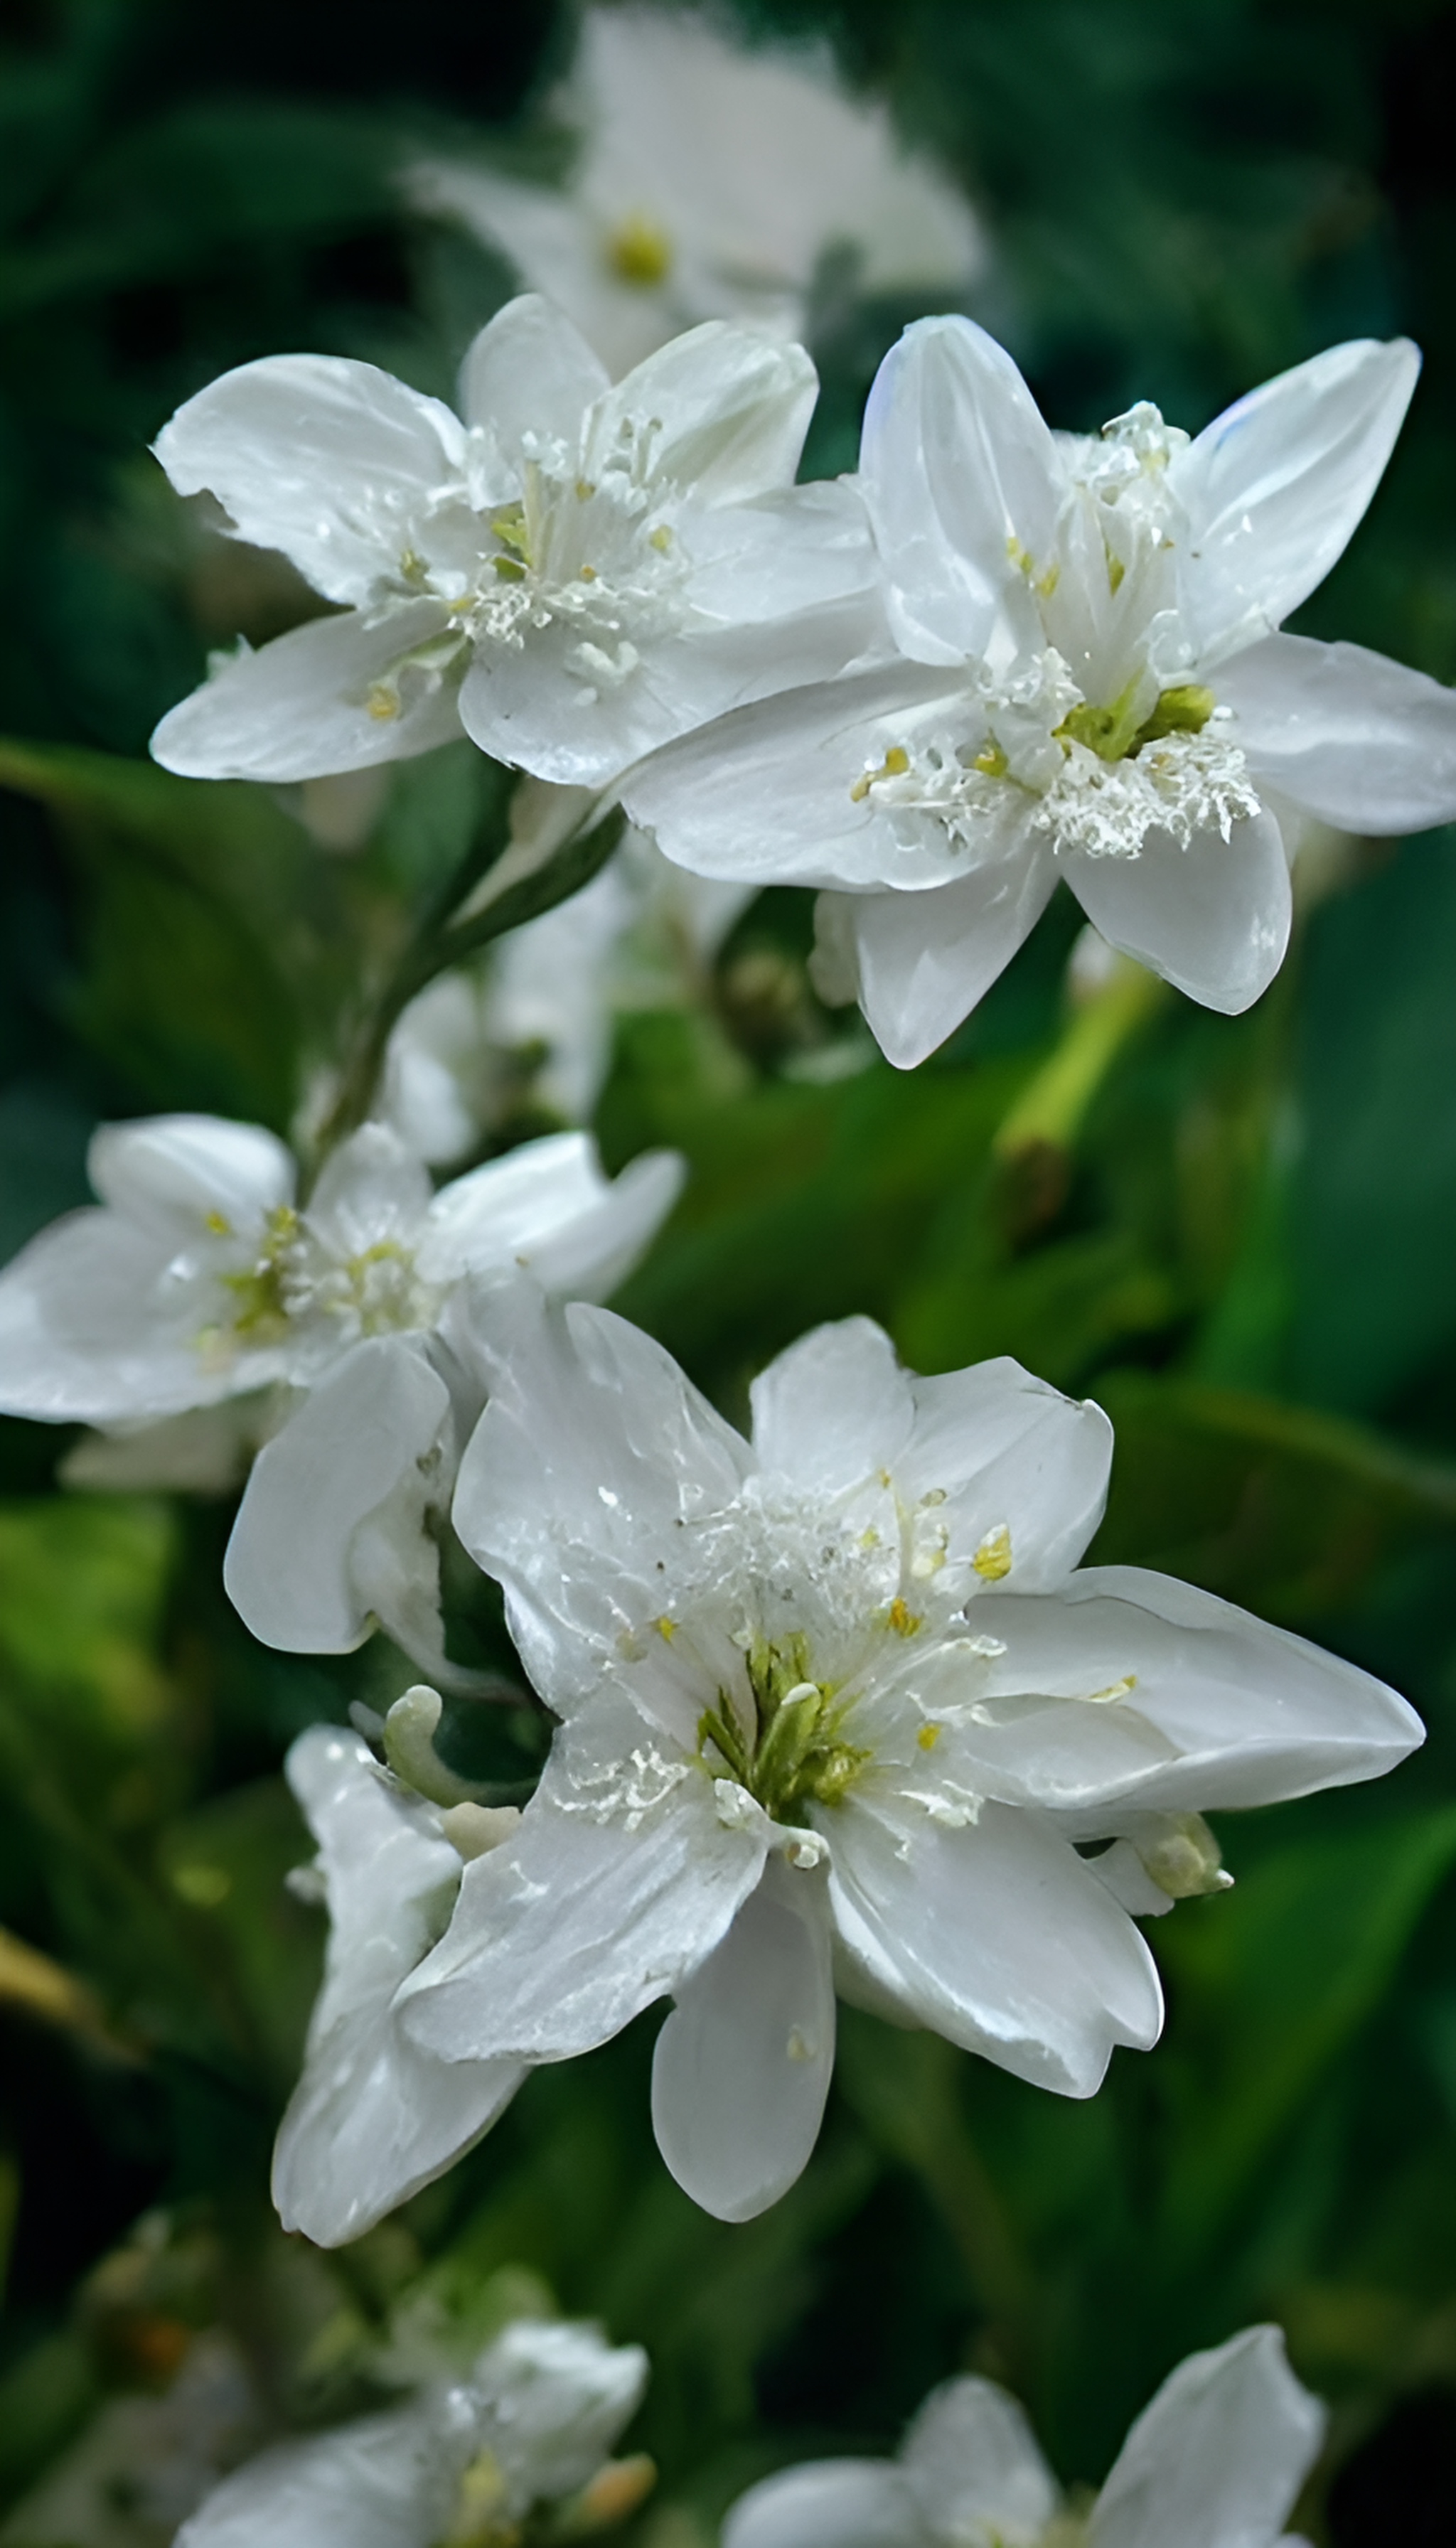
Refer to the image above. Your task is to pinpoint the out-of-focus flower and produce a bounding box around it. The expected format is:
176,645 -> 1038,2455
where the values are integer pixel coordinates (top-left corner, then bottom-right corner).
395,1296 -> 1419,2223
173,2313 -> 649,2548
0,1115 -> 680,1681
0,2333 -> 257,2548
722,2324 -> 1323,2548
409,6 -> 985,380
149,296 -> 880,791
385,824 -> 753,1160
628,321 -> 1456,1064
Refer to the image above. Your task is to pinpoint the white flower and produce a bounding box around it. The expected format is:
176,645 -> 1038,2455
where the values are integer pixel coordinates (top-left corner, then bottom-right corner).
173,2307 -> 648,2548
722,2324 -> 1324,2548
409,6 -> 985,380
272,1721 -> 527,2247
395,1297 -> 1419,2224
626,319 -> 1456,1064
0,1113 -> 681,1682
149,294 -> 881,791
385,820 -> 753,1159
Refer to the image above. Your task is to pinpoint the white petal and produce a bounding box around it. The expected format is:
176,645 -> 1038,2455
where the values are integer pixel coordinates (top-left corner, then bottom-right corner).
151,599 -> 464,784
154,353 -> 466,607
1063,807 -> 1290,1015
960,1567 -> 1423,1816
304,1123 -> 432,1260
723,2463 -> 921,2548
827,1794 -> 1163,2094
176,2403 -> 457,2548
459,291 -> 610,446
861,316 -> 1064,663
1219,633 -> 1456,833
400,1694 -> 767,2062
651,1855 -> 835,2222
624,668 -> 984,894
851,845 -> 1056,1067
750,1317 -> 914,1494
1171,337 -> 1420,659
225,1339 -> 452,1654
0,1210 -> 200,1422
899,1358 -> 1113,1594
273,1728 -> 521,2247
901,2377 -> 1059,2542
587,323 -> 817,503
1091,2326 -> 1325,2548
451,1289 -> 750,1708
418,1130 -> 682,1300
90,1114 -> 294,1233
474,2321 -> 648,2506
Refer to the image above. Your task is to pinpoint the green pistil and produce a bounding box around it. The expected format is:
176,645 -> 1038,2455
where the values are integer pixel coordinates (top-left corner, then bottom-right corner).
697,1634 -> 869,1823
1055,679 -> 1214,767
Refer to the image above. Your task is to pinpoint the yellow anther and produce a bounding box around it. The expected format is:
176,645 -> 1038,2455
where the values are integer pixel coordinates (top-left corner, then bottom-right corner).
648,524 -> 673,552
575,478 -> 596,500
203,1210 -> 232,1236
1106,548 -> 1125,595
972,742 -> 1008,778
567,2456 -> 658,2533
886,1597 -> 921,1637
398,545 -> 426,584
972,1522 -> 1012,1581
850,745 -> 910,803
604,210 -> 673,286
365,682 -> 400,721
1034,562 -> 1060,598
1082,1674 -> 1137,1706
916,1721 -> 941,1752
655,1615 -> 676,1642
579,564 -> 598,581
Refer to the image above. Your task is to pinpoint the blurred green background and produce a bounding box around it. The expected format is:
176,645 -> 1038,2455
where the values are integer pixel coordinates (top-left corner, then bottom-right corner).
1,1 -> 1455,2541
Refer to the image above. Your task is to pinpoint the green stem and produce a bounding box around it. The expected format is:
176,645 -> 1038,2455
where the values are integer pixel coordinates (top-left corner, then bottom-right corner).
313,797 -> 625,1160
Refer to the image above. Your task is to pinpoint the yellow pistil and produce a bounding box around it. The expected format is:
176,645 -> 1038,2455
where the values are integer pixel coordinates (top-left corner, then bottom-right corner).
604,209 -> 673,286
850,744 -> 910,803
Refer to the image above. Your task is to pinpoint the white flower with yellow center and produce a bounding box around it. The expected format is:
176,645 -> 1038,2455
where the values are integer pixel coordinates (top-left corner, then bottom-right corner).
149,294 -> 880,791
395,1295 -> 1418,2225
627,317 -> 1456,1063
722,2325 -> 1324,2548
409,6 -> 985,380
0,1113 -> 682,1684
174,2310 -> 649,2548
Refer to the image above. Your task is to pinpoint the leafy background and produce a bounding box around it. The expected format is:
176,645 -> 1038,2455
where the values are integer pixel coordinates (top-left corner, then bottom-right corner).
1,1 -> 1455,2540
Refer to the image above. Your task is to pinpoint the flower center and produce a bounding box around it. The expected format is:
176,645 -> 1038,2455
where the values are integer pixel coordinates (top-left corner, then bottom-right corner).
200,1211 -> 438,1364
697,1632 -> 869,1823
604,209 -> 674,287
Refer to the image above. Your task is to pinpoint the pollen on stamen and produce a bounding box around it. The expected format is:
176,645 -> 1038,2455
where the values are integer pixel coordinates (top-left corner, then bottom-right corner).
850,744 -> 909,803
886,1597 -> 921,1637
365,682 -> 400,721
973,1522 -> 1012,1581
654,1615 -> 676,1642
916,1721 -> 941,1752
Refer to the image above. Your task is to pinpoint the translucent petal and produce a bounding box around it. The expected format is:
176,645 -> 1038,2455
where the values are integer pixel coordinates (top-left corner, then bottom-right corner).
723,2463 -> 921,2548
1063,807 -> 1291,1017
154,353 -> 466,606
418,1132 -> 682,1301
899,1357 -> 1113,1593
304,1123 -> 432,1261
749,1317 -> 915,1494
902,2377 -> 1059,2542
459,291 -> 610,447
151,599 -> 464,784
174,2403 -> 457,2548
1091,2326 -> 1325,2548
851,844 -> 1056,1066
1171,337 -> 1420,659
651,1856 -> 835,2221
586,323 -> 818,503
1219,633 -> 1456,833
0,1211 -> 203,1422
89,1114 -> 294,1233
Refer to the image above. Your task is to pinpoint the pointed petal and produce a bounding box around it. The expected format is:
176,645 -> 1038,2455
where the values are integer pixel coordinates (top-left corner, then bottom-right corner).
1091,2326 -> 1325,2548
750,1317 -> 914,1494
451,1289 -> 750,1707
174,2402 -> 458,2548
899,1359 -> 1113,1595
1219,633 -> 1456,833
861,316 -> 1063,662
651,1856 -> 835,2222
828,1794 -> 1163,2094
589,323 -> 817,502
418,1130 -> 682,1301
624,668 -> 987,894
304,1123 -> 432,1260
723,2464 -> 919,2548
225,1339 -> 452,1654
400,1696 -> 768,2062
951,1568 -> 1423,1816
89,1114 -> 294,1233
902,2378 -> 1059,2542
1172,337 -> 1420,658
459,291 -> 610,447
151,600 -> 464,783
154,353 -> 466,606
273,1728 -> 521,2247
852,844 -> 1056,1067
1064,807 -> 1290,1015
